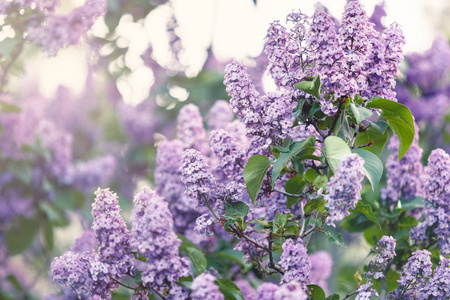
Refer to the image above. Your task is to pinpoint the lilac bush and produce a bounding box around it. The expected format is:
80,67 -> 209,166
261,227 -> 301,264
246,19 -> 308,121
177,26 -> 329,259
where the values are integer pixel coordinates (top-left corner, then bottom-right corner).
2,0 -> 450,299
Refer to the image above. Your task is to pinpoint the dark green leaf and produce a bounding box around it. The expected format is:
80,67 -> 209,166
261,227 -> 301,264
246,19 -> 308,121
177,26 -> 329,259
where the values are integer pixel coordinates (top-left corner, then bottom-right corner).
325,294 -> 340,300
214,279 -> 245,300
6,216 -> 40,255
324,136 -> 351,171
177,234 -> 207,275
307,101 -> 322,118
178,276 -> 193,289
272,136 -> 316,186
6,275 -> 23,292
38,202 -> 69,227
217,249 -> 247,268
313,174 -> 328,191
352,149 -> 383,190
285,175 -> 308,208
369,120 -> 389,134
354,127 -> 388,156
304,199 -> 326,214
225,201 -> 249,217
399,197 -> 424,211
349,102 -> 372,124
307,284 -> 326,300
365,98 -> 415,159
349,201 -> 381,229
340,212 -> 376,233
305,168 -> 319,182
243,155 -> 272,204
325,232 -> 347,248
293,98 -> 307,119
294,76 -> 322,99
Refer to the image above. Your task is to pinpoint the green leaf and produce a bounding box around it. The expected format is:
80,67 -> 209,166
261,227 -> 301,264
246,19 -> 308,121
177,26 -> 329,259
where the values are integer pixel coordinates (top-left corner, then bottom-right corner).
369,120 -> 389,134
6,161 -> 32,184
325,294 -> 340,300
305,168 -> 319,182
0,100 -> 21,113
225,201 -> 249,217
214,279 -> 245,300
307,284 -> 326,300
352,149 -> 383,190
307,101 -> 322,118
325,232 -> 347,248
365,98 -> 415,159
293,98 -> 307,120
43,221 -> 54,251
179,276 -> 193,289
294,76 -> 322,99
38,202 -> 69,227
324,136 -> 351,171
272,135 -> 316,186
243,155 -> 272,204
285,175 -> 308,208
399,197 -> 424,211
349,201 -> 381,229
350,102 -> 372,124
176,234 -> 207,275
313,174 -> 328,191
217,249 -> 247,268
354,126 -> 388,156
6,216 -> 40,255
6,274 -> 23,292
304,199 -> 326,214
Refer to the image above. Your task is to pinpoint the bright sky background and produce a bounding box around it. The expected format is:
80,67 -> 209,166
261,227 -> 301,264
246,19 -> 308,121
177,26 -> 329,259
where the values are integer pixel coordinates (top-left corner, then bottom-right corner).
16,0 -> 450,104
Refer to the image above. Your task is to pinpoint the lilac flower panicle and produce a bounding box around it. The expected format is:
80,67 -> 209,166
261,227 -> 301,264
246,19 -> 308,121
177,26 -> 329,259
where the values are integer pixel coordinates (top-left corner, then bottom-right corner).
51,251 -> 94,297
307,10 -> 350,115
131,188 -> 190,290
325,153 -> 365,227
72,230 -> 96,253
422,258 -> 450,299
410,149 -> 450,254
381,126 -> 423,204
274,281 -> 308,300
279,239 -> 311,286
91,188 -> 134,296
177,104 -> 209,154
355,282 -> 379,300
256,282 -> 279,300
390,250 -> 432,299
180,149 -> 216,206
235,280 -> 256,300
207,100 -> 233,131
27,0 -> 106,55
338,0 -> 372,94
190,272 -> 224,300
366,236 -> 396,280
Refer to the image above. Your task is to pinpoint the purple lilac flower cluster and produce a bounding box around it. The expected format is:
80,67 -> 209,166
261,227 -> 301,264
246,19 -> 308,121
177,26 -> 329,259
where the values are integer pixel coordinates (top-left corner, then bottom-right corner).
177,104 -> 209,154
421,258 -> 450,298
190,272 -> 224,300
381,124 -> 423,205
27,0 -> 107,55
90,188 -> 134,297
180,148 -> 217,208
279,239 -> 311,287
260,0 -> 405,119
131,188 -> 190,297
410,148 -> 450,254
389,250 -> 432,299
256,281 -> 307,300
325,153 -> 365,227
396,37 -> 450,123
356,236 -> 396,299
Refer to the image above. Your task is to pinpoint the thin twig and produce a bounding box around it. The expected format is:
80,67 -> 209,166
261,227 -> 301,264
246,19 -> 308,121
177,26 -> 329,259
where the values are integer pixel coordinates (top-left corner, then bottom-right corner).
299,200 -> 306,237
342,289 -> 359,300
353,140 -> 374,149
273,188 -> 306,199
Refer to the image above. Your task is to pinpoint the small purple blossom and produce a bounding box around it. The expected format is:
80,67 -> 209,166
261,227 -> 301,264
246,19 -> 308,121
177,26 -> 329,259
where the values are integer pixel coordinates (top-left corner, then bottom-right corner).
309,251 -> 333,294
422,258 -> 450,299
325,153 -> 365,227
190,272 -> 224,300
274,281 -> 308,300
180,148 -> 217,207
256,282 -> 279,300
207,100 -> 233,131
279,239 -> 311,286
177,104 -> 209,154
